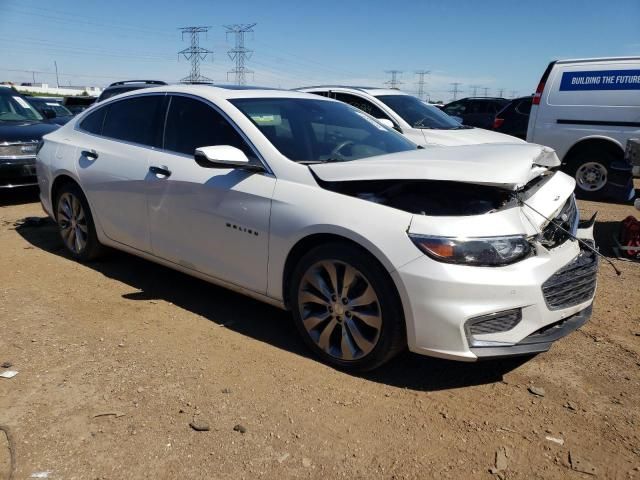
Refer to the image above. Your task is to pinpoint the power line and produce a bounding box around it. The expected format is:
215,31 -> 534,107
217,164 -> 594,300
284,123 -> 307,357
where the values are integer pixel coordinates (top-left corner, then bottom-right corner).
497,88 -> 505,97
510,90 -> 518,98
415,70 -> 430,100
225,23 -> 256,85
482,87 -> 490,97
449,82 -> 462,100
178,26 -> 214,83
384,70 -> 403,89
469,85 -> 480,96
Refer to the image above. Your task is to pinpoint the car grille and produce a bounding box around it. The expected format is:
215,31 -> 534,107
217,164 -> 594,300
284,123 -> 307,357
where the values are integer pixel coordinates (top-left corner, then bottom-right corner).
0,141 -> 39,158
539,196 -> 578,249
542,248 -> 598,310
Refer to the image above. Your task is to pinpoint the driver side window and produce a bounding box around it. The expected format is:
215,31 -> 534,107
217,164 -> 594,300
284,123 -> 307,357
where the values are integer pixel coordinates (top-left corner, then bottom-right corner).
163,95 -> 255,158
332,93 -> 392,122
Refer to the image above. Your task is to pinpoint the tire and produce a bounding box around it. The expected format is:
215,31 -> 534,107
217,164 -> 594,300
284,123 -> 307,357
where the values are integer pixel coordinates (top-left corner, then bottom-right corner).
54,182 -> 105,261
565,149 -> 615,201
289,242 -> 406,372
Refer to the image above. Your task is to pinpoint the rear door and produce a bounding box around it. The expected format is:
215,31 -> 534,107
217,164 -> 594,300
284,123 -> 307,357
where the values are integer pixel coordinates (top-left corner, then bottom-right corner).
75,94 -> 165,252
146,94 -> 275,293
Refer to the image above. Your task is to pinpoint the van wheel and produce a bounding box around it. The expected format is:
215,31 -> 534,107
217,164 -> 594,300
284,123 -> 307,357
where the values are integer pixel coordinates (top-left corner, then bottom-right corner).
565,150 -> 614,200
289,243 -> 406,372
55,183 -> 105,261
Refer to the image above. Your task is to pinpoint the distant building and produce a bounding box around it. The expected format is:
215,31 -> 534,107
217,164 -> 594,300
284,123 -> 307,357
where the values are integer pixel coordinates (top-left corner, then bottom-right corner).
13,83 -> 102,97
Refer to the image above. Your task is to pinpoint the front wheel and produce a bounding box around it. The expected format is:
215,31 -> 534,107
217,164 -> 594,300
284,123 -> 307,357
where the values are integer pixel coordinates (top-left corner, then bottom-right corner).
289,243 -> 406,372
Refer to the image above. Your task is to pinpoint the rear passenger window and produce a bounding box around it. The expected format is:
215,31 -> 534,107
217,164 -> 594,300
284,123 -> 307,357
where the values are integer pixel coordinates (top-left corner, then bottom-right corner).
444,102 -> 465,115
79,107 -> 107,135
102,95 -> 164,146
163,95 -> 254,157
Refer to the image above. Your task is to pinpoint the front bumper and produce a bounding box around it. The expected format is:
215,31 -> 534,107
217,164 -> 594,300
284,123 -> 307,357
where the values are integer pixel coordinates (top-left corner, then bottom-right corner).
0,156 -> 37,188
393,231 -> 597,361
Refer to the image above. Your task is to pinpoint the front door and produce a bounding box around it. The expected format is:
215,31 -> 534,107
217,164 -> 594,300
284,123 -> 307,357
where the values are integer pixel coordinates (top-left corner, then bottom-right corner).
146,94 -> 275,293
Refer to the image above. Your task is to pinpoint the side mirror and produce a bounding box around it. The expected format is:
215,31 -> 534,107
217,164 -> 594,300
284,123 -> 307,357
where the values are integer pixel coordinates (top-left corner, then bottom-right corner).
42,108 -> 56,119
377,118 -> 395,129
194,145 -> 264,171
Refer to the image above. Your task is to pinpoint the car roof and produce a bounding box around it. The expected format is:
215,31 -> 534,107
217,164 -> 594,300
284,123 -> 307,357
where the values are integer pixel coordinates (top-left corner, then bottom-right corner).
298,85 -> 411,97
100,83 -> 331,102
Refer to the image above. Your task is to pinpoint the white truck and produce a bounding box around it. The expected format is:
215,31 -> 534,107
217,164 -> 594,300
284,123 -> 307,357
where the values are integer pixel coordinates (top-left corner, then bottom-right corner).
527,57 -> 639,201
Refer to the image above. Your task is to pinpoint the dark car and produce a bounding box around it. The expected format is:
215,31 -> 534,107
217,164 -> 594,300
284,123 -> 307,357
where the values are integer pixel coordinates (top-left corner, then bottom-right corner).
492,96 -> 533,140
0,87 -> 58,189
63,96 -> 96,114
25,97 -> 75,126
97,80 -> 167,102
441,97 -> 510,129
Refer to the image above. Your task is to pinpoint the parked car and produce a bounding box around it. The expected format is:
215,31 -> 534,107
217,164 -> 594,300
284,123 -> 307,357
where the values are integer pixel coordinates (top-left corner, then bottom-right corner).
0,86 -> 58,189
97,80 -> 167,102
26,97 -> 74,125
298,86 -> 521,146
63,96 -> 96,115
37,85 -> 596,371
442,97 -> 510,129
493,96 -> 533,140
527,57 -> 639,201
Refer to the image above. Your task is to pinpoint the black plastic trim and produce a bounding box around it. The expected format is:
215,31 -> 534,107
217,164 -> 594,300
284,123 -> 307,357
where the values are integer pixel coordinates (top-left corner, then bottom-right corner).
471,304 -> 592,359
557,119 -> 640,128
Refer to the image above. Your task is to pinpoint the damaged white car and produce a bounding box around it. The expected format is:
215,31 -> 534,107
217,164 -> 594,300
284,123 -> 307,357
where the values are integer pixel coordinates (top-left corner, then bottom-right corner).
36,86 -> 598,371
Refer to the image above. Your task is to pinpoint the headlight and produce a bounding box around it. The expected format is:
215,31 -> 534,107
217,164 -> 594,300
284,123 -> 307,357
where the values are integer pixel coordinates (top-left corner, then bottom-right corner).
409,234 -> 532,266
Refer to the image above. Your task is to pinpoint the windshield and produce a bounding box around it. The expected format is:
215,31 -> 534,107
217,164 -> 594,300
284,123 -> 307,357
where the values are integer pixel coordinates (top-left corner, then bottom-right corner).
48,103 -> 72,116
230,98 -> 417,163
0,92 -> 44,122
28,99 -> 72,117
375,95 -> 462,130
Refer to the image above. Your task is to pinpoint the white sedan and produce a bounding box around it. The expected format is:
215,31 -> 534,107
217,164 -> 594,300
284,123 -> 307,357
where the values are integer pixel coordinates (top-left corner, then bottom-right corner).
297,86 -> 521,147
36,85 -> 597,371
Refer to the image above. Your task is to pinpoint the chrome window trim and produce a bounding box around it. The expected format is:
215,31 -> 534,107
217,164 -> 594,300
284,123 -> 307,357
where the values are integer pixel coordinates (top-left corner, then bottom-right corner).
74,90 -> 273,176
0,140 -> 39,146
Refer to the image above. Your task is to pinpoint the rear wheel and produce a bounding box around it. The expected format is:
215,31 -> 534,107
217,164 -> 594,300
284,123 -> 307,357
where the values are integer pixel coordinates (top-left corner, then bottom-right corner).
55,183 -> 105,261
289,243 -> 406,372
565,150 -> 615,200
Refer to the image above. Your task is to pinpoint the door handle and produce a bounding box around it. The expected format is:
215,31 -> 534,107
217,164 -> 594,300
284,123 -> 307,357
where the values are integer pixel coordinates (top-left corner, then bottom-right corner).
149,165 -> 172,178
81,149 -> 98,160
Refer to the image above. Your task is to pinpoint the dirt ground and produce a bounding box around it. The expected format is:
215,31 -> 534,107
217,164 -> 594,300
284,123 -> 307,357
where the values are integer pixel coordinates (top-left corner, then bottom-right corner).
1,186 -> 639,480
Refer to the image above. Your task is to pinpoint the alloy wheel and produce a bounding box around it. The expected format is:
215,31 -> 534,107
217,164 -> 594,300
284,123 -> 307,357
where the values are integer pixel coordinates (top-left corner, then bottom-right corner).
57,192 -> 88,254
297,260 -> 382,361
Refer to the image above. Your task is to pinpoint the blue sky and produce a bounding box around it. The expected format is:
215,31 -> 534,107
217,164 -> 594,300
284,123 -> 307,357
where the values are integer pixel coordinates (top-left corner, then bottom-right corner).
1,0 -> 638,101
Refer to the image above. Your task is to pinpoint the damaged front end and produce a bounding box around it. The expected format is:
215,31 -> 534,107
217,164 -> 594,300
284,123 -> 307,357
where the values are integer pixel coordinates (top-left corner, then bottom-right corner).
310,144 -> 590,266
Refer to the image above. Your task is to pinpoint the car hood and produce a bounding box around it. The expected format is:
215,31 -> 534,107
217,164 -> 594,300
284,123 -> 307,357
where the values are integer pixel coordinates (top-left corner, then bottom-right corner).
309,143 -> 560,190
417,127 -> 524,146
0,121 -> 59,143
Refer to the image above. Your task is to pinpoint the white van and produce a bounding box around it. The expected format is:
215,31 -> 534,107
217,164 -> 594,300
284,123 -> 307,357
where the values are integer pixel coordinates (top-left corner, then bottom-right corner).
527,57 -> 639,200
